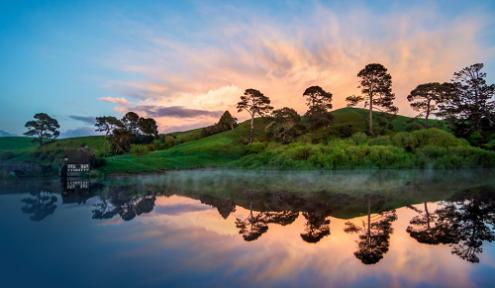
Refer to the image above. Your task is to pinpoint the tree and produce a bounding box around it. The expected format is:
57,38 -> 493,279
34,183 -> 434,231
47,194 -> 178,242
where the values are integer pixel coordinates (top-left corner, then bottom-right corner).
303,86 -> 333,129
437,63 -> 495,136
138,118 -> 159,137
346,64 -> 397,135
237,89 -> 273,143
95,116 -> 122,137
217,111 -> 238,130
24,113 -> 60,146
122,112 -> 140,135
407,83 -> 457,127
266,107 -> 304,143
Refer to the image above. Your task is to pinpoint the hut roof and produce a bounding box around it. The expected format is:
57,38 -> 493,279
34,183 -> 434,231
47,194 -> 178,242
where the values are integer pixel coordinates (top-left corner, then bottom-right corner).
64,148 -> 93,164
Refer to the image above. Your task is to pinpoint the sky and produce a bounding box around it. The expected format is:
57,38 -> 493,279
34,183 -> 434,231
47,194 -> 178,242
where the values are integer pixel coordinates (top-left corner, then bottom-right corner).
1,0 -> 495,136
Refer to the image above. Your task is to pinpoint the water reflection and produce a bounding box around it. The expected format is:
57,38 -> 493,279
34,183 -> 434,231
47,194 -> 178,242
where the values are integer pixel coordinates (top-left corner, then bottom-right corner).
5,169 -> 495,267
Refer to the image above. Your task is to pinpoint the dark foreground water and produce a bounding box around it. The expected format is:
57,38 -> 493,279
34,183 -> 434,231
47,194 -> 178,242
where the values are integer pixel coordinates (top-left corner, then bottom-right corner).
1,169 -> 495,288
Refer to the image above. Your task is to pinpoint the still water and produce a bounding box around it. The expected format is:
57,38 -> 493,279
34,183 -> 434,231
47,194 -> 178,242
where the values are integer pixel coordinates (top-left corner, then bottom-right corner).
1,169 -> 495,288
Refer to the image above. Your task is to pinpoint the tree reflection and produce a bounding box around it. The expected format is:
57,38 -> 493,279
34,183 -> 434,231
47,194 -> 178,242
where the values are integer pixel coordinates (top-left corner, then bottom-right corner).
345,196 -> 397,264
406,201 -> 458,245
92,189 -> 156,221
21,191 -> 58,222
235,203 -> 269,241
407,187 -> 495,263
235,202 -> 299,242
200,195 -> 236,219
300,211 -> 330,243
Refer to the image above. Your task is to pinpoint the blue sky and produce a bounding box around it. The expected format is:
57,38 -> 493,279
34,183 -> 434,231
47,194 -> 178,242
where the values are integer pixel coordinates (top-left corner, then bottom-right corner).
1,0 -> 495,136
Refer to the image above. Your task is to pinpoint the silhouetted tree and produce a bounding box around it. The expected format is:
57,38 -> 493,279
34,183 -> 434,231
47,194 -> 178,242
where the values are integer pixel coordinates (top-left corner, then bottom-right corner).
303,86 -> 333,129
266,107 -> 304,143
122,112 -> 140,135
138,118 -> 159,137
438,63 -> 495,137
237,89 -> 273,143
24,113 -> 60,146
217,111 -> 238,131
95,116 -> 123,137
407,82 -> 457,127
346,64 -> 397,135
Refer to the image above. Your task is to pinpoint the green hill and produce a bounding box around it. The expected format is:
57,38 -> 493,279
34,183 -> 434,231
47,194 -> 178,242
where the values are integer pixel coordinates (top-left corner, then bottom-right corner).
1,107 -> 493,175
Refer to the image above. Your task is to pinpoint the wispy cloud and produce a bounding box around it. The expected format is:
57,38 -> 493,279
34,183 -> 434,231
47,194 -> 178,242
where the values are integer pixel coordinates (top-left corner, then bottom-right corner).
98,96 -> 129,105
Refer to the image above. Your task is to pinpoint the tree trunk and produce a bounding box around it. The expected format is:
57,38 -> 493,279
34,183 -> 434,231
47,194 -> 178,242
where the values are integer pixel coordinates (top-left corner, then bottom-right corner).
424,201 -> 431,230
368,99 -> 373,135
425,99 -> 431,128
249,114 -> 255,143
367,196 -> 371,246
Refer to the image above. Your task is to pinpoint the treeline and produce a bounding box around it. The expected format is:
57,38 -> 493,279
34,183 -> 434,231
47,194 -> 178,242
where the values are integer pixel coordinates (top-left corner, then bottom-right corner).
236,63 -> 495,146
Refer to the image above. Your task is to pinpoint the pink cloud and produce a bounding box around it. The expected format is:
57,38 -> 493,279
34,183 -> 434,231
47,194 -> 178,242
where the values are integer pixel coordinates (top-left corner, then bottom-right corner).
98,96 -> 129,105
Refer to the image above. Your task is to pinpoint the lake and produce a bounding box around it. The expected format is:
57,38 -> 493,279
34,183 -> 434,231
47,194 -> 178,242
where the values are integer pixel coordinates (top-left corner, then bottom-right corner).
1,169 -> 495,288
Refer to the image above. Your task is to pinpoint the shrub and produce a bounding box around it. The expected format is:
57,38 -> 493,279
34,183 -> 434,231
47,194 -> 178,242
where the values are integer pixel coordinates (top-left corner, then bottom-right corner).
245,141 -> 267,154
351,132 -> 368,145
130,144 -> 150,155
368,136 -> 391,146
392,132 -> 418,151
412,128 -> 465,148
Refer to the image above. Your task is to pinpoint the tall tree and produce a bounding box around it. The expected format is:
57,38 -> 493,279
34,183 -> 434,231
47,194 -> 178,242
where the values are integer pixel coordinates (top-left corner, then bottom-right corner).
236,89 -> 273,143
24,113 -> 60,146
303,86 -> 333,129
438,63 -> 495,135
407,82 -> 456,127
95,116 -> 122,137
346,63 -> 397,135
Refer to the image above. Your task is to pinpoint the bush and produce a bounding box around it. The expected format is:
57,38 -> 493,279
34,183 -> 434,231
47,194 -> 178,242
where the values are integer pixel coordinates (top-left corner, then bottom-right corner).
412,128 -> 465,148
368,136 -> 391,146
245,141 -> 267,154
130,144 -> 150,155
392,132 -> 418,151
351,132 -> 368,145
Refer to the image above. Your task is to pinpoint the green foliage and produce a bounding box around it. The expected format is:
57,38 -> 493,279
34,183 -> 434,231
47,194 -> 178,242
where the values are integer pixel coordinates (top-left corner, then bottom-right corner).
351,132 -> 368,145
130,144 -> 150,155
411,128 -> 466,147
392,132 -> 418,151
368,136 -> 391,146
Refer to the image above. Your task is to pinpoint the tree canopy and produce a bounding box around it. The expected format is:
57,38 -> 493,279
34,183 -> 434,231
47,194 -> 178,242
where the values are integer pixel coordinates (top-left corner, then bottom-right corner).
24,113 -> 60,146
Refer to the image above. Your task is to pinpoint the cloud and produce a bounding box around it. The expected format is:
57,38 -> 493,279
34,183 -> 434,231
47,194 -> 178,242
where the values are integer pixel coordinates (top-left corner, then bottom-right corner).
102,2 -> 494,131
136,105 -> 223,118
60,127 -> 97,138
98,96 -> 129,105
69,115 -> 96,125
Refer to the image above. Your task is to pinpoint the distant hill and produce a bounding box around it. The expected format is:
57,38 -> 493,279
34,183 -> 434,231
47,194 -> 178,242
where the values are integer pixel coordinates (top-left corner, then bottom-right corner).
0,130 -> 15,137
